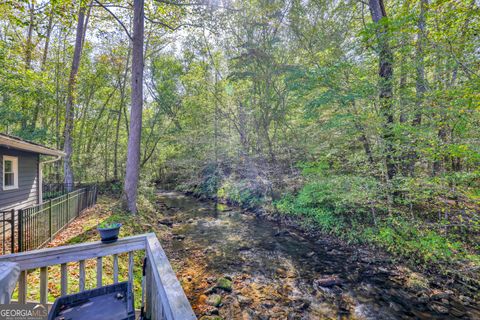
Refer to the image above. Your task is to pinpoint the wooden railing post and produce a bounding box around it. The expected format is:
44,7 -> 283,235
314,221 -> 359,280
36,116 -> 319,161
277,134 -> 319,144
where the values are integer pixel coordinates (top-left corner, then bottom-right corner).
145,256 -> 152,319
17,209 -> 23,252
18,270 -> 27,304
61,263 -> 68,296
96,256 -> 103,287
40,266 -> 48,304
113,254 -> 119,283
79,260 -> 86,292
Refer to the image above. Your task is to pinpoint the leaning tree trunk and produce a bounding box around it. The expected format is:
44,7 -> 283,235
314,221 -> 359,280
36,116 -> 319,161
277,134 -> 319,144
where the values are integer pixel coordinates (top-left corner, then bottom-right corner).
64,2 -> 87,191
368,0 -> 396,182
123,0 -> 144,214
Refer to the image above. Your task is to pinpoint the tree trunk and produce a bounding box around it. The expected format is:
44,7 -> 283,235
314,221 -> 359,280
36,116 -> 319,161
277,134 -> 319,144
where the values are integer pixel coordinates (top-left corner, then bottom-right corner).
25,1 -> 34,70
114,50 -> 131,181
405,0 -> 428,176
31,6 -> 54,129
63,2 -> 87,191
414,0 -> 427,126
123,0 -> 144,214
368,0 -> 396,181
22,1 -> 35,130
113,106 -> 123,181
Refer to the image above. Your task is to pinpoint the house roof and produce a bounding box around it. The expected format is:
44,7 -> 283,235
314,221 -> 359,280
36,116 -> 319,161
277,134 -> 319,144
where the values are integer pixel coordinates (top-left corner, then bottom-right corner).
0,133 -> 65,157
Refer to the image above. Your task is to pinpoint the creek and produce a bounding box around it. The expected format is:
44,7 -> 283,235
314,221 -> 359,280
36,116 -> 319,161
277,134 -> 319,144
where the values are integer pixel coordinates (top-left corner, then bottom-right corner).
157,191 -> 479,320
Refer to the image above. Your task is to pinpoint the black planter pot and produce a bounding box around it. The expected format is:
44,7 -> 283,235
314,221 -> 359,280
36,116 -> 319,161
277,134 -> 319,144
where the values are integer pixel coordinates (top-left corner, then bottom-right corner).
97,223 -> 122,243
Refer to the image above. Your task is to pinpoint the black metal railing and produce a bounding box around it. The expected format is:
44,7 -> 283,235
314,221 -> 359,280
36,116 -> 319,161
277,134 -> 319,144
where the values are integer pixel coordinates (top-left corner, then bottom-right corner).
42,183 -> 78,201
0,209 -> 15,254
0,186 -> 98,254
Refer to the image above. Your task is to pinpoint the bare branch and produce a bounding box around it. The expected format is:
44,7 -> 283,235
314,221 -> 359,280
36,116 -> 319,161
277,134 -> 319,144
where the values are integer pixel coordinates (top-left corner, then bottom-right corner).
144,15 -> 203,31
94,0 -> 133,40
155,0 -> 207,6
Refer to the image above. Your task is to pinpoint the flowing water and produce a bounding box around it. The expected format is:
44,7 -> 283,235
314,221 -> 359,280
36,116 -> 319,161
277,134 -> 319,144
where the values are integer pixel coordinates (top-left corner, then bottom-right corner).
157,191 -> 480,320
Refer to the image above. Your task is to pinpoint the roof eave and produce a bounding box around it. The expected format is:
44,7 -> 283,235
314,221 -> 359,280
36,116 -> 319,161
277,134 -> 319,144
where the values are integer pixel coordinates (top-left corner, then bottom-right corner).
0,136 -> 65,157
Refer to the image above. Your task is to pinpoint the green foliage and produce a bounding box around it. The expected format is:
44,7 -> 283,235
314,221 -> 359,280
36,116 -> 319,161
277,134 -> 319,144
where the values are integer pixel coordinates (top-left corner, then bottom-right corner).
218,179 -> 264,209
280,163 -> 380,215
276,195 -> 344,234
276,163 -> 479,266
97,221 -> 121,229
277,187 -> 478,265
374,218 -> 463,263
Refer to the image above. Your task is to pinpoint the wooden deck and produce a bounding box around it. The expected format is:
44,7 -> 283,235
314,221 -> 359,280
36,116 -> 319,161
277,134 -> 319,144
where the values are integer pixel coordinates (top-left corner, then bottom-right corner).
0,233 -> 196,320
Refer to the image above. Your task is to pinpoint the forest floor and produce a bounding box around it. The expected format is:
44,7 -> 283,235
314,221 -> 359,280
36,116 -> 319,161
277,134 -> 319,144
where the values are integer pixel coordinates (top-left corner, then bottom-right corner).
21,191 -> 480,319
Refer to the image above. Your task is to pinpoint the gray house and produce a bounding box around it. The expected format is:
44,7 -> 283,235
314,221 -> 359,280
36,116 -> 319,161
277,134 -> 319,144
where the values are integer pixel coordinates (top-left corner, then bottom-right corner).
0,134 -> 64,211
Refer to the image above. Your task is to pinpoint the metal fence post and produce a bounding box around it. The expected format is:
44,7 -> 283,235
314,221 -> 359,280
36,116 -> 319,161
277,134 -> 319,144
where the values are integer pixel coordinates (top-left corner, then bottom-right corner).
10,209 -> 15,253
18,209 -> 23,252
66,192 -> 70,223
49,199 -> 53,240
84,187 -> 88,210
77,190 -> 81,217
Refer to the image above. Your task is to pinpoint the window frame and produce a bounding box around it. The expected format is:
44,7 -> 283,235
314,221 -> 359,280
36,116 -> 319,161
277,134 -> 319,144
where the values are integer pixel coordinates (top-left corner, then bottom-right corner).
3,155 -> 18,190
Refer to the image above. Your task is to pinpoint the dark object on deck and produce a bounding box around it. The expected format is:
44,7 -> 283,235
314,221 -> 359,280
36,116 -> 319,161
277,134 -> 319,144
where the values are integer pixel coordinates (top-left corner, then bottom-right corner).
97,223 -> 122,243
48,281 -> 134,320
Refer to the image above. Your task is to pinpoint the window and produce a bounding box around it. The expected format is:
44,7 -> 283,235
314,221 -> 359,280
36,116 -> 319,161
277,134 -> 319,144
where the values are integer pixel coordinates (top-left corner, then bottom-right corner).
3,156 -> 18,190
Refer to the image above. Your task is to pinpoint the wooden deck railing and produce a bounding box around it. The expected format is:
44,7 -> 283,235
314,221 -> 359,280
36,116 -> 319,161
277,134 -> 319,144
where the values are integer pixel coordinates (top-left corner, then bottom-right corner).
0,233 -> 196,320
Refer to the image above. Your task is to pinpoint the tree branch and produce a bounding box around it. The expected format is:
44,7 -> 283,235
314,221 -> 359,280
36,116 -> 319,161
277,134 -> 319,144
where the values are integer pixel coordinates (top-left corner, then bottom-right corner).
94,0 -> 133,40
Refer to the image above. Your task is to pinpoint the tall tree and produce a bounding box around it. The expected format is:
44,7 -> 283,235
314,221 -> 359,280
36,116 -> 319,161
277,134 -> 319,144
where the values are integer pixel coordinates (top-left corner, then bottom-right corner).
368,0 -> 396,182
64,1 -> 88,191
123,0 -> 144,213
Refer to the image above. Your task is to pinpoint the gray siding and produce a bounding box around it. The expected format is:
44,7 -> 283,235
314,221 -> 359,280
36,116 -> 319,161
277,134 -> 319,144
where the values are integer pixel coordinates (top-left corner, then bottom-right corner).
0,147 -> 39,211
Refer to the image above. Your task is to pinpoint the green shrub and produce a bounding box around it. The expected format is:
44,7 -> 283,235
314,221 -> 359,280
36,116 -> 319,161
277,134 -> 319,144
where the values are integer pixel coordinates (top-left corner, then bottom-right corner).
374,217 -> 463,263
276,193 -> 344,235
218,179 -> 264,208
275,172 -> 478,266
296,175 -> 379,215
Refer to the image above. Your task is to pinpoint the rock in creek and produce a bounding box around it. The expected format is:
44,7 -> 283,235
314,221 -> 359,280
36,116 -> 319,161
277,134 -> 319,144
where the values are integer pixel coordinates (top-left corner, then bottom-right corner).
275,268 -> 287,278
206,294 -> 222,307
430,302 -> 449,314
199,316 -> 223,320
290,298 -> 311,311
328,249 -> 342,255
274,230 -> 290,237
430,290 -> 453,300
237,295 -> 253,306
242,310 -> 252,320
158,218 -> 174,227
215,277 -> 233,292
314,276 -> 343,288
172,234 -> 185,240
